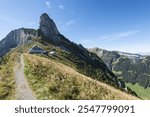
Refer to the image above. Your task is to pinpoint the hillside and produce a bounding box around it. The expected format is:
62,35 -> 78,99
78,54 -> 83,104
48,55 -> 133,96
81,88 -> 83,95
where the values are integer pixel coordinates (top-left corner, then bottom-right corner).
0,51 -> 18,99
126,83 -> 150,100
0,45 -> 31,99
23,53 -> 138,100
88,47 -> 150,99
0,13 -> 137,100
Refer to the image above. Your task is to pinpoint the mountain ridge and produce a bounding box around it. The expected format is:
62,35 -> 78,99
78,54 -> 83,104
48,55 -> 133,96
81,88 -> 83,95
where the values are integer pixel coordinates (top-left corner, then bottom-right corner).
0,13 -> 120,87
0,28 -> 37,57
0,13 -> 137,99
88,47 -> 150,89
23,53 -> 138,100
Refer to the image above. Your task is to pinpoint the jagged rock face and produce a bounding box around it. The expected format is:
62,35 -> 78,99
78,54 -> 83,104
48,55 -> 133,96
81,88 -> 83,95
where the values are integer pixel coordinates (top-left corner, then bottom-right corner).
40,13 -> 60,43
0,28 -> 37,57
0,13 -> 125,89
0,13 -> 61,57
88,48 -> 120,70
39,14 -> 124,88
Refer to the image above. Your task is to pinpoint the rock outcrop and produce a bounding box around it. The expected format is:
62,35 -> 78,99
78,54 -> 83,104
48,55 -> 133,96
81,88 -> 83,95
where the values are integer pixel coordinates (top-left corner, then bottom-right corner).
0,28 -> 37,57
0,13 -> 61,57
0,13 -> 125,89
39,13 -> 60,43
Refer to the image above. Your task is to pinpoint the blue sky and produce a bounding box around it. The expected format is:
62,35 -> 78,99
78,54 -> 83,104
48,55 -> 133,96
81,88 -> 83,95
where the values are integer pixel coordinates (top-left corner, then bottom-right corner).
0,0 -> 150,53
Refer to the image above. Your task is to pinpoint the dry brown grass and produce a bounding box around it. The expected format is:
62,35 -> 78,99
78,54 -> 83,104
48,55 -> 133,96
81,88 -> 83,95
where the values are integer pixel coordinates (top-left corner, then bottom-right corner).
24,53 -> 139,100
0,52 -> 19,99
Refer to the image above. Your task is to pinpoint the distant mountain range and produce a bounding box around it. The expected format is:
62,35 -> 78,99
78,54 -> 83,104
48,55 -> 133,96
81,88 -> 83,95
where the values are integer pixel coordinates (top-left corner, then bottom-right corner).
88,48 -> 150,89
138,52 -> 150,56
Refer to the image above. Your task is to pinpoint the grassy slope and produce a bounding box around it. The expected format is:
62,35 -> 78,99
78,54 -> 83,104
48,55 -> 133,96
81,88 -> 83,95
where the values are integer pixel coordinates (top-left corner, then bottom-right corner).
0,43 -> 35,100
0,52 -> 18,99
24,54 -> 138,100
126,83 -> 150,99
32,39 -> 119,87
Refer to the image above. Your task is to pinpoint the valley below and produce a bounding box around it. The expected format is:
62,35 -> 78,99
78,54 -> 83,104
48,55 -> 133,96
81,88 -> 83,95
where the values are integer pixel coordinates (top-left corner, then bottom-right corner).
89,47 -> 150,99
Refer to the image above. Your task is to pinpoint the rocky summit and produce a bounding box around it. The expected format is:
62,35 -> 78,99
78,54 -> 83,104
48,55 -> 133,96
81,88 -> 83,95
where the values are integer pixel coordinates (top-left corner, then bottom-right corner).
40,13 -> 60,43
0,13 -> 128,91
0,13 -> 124,87
0,13 -> 61,57
0,13 -> 139,100
0,28 -> 37,57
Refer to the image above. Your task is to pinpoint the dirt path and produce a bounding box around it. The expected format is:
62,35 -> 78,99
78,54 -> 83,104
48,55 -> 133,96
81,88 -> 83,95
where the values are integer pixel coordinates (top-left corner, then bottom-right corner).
14,54 -> 36,100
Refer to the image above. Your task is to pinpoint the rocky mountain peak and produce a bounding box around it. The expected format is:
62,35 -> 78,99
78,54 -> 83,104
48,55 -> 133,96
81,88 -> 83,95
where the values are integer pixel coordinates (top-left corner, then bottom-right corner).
0,28 -> 37,57
40,13 -> 60,43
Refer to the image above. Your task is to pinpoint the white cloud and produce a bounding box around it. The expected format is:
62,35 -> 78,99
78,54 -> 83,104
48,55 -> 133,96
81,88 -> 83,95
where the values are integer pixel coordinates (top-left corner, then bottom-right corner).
59,20 -> 76,32
80,30 -> 140,46
100,30 -> 140,42
109,44 -> 150,53
66,20 -> 75,26
79,30 -> 141,51
58,5 -> 64,10
79,40 -> 150,53
46,1 -> 51,8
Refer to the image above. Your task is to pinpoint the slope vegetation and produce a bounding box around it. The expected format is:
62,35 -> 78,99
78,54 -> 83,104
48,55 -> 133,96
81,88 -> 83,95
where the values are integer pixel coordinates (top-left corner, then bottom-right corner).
24,54 -> 138,100
89,48 -> 150,99
89,48 -> 150,89
126,83 -> 150,99
0,44 -> 36,100
0,52 -> 17,99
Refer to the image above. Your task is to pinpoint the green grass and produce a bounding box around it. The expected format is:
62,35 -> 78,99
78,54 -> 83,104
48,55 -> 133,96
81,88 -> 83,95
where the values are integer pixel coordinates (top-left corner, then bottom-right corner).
0,39 -> 57,100
24,54 -> 138,100
0,44 -> 28,99
126,83 -> 150,99
113,70 -> 122,75
0,52 -> 17,99
30,38 -> 120,87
